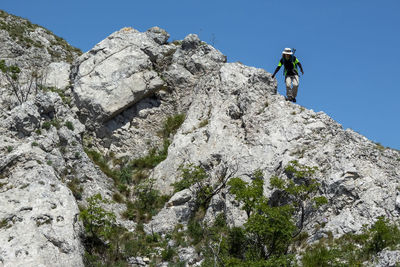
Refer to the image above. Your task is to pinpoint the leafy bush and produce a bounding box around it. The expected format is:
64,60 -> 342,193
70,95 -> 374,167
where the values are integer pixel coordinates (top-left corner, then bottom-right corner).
228,170 -> 264,218
64,121 -> 74,130
129,139 -> 170,170
42,119 -> 62,130
270,160 -> 327,235
31,142 -> 39,147
112,192 -> 124,203
79,194 -> 116,240
301,216 -> 400,266
172,164 -> 208,192
160,113 -> 185,139
227,170 -> 297,263
123,179 -> 170,223
162,246 -> 176,261
67,178 -> 84,200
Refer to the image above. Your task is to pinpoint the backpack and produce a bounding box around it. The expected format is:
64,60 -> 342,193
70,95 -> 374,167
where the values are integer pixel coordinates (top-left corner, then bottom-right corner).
281,49 -> 298,76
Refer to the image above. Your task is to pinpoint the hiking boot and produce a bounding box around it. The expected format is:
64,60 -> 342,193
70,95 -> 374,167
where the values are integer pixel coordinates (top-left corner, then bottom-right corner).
292,98 -> 296,103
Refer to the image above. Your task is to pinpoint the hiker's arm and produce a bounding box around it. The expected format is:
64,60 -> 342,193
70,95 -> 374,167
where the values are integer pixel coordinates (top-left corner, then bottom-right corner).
272,60 -> 283,78
272,66 -> 281,78
297,62 -> 304,74
295,58 -> 304,74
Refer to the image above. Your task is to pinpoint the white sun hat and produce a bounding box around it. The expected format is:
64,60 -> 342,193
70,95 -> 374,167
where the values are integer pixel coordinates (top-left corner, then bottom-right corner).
282,48 -> 293,55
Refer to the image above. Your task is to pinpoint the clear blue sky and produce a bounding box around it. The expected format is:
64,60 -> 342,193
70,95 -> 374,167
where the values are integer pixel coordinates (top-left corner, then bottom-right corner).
2,0 -> 399,150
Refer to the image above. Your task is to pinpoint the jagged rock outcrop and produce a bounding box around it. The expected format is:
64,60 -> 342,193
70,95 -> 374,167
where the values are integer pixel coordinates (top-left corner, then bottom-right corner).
70,27 -> 226,158
0,11 -> 108,266
0,93 -> 85,266
1,10 -> 400,266
70,23 -> 400,254
149,57 -> 400,240
0,10 -> 81,67
0,10 -> 81,110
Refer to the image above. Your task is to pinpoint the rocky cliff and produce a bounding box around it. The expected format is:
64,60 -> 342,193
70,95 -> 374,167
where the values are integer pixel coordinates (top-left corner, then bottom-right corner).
0,10 -> 400,267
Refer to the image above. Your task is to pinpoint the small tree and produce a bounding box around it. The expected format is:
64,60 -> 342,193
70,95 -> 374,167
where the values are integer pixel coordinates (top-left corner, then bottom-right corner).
79,193 -> 116,241
228,170 -> 264,219
270,160 -> 328,236
0,59 -> 44,105
228,170 -> 296,264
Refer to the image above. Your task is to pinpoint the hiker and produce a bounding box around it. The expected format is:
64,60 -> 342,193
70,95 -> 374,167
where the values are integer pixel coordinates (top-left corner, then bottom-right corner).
272,48 -> 304,102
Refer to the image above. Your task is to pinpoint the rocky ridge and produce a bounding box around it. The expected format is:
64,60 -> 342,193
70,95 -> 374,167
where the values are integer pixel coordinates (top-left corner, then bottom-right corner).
0,10 -> 400,267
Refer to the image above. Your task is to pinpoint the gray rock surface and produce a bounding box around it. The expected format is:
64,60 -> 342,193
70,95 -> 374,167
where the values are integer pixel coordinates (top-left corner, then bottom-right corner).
0,91 -> 119,266
0,149 -> 83,267
43,62 -> 71,89
0,10 -> 81,67
71,27 -> 165,128
374,249 -> 400,267
149,58 -> 400,240
70,26 -> 226,161
1,13 -> 400,266
0,10 -> 80,110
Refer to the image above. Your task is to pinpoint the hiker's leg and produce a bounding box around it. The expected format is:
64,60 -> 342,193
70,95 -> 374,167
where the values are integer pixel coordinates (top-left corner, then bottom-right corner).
285,76 -> 292,98
292,75 -> 299,98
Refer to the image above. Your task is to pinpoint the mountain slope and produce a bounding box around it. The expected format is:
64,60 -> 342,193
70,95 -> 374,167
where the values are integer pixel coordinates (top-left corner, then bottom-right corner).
0,12 -> 399,266
0,9 -> 81,65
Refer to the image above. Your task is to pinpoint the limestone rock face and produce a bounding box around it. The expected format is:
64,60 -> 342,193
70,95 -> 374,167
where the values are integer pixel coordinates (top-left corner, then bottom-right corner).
0,10 -> 80,110
148,58 -> 400,240
0,92 -> 119,267
70,26 -> 227,161
0,149 -> 83,267
0,10 -> 81,68
1,12 -> 400,266
71,28 -> 166,128
43,62 -> 71,89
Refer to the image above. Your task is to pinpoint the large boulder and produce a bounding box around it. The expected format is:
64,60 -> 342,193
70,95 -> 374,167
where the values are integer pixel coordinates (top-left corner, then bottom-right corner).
71,27 -> 166,129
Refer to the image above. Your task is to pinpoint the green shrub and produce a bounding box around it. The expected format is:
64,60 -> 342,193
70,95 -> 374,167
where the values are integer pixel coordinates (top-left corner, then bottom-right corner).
42,119 -> 62,130
65,121 -> 74,131
227,227 -> 246,259
162,246 -> 176,261
199,119 -> 209,128
172,164 -> 208,192
301,216 -> 400,266
67,178 -> 84,200
84,148 -> 115,178
112,192 -> 124,203
171,224 -> 187,247
187,218 -> 205,245
42,121 -> 51,130
223,166 -> 326,265
160,114 -> 185,139
123,179 -> 170,223
271,161 -> 327,235
228,170 -> 264,218
79,194 -> 116,240
0,218 -> 11,229
129,140 -> 170,170
6,146 -> 13,153
366,216 -> 400,254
